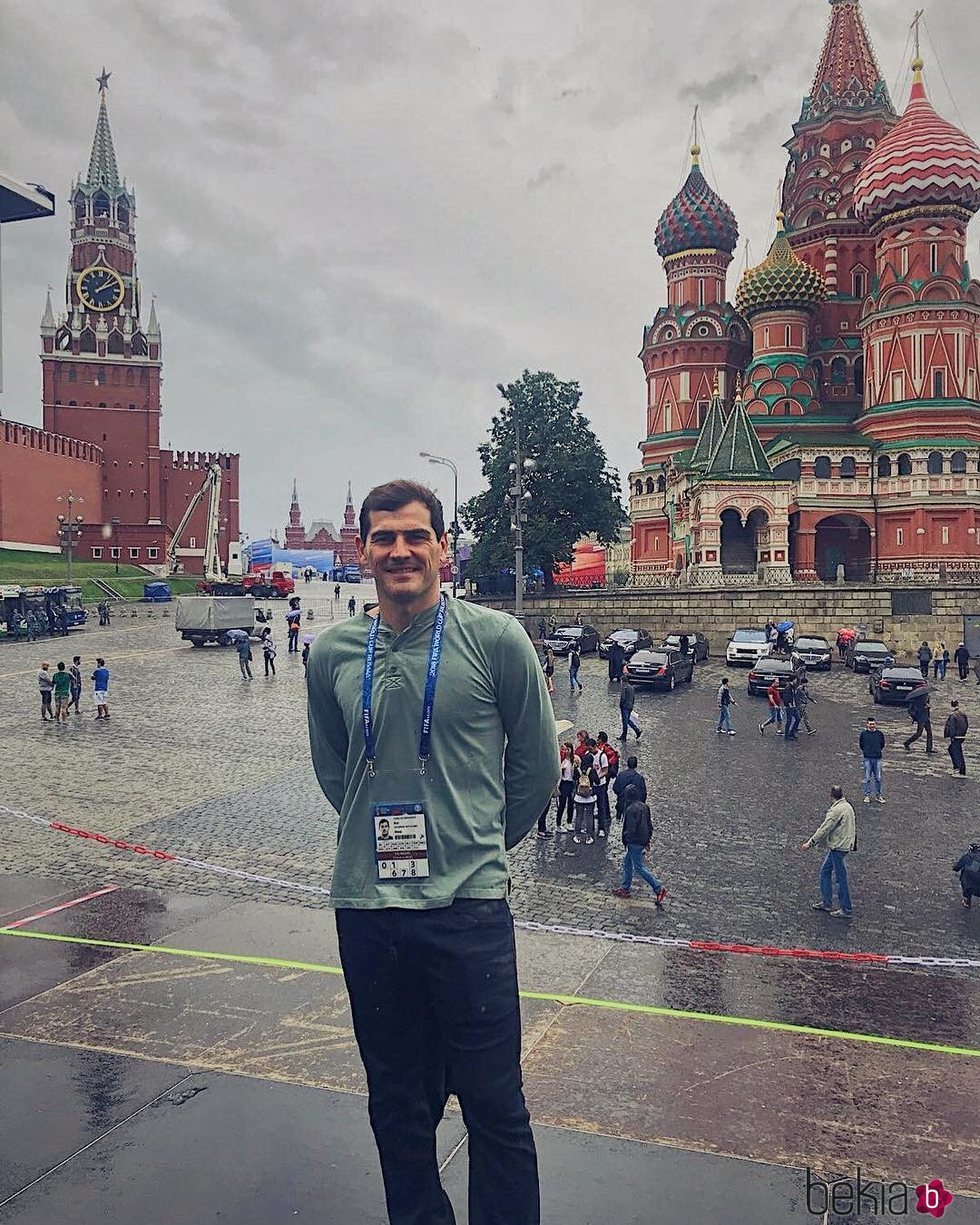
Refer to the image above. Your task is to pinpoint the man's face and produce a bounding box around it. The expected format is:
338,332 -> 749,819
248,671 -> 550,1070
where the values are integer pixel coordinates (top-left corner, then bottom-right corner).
867,720 -> 876,731
357,501 -> 448,606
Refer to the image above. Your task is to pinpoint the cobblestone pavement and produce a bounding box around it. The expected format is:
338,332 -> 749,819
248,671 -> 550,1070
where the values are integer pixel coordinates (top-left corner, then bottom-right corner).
2,612 -> 980,962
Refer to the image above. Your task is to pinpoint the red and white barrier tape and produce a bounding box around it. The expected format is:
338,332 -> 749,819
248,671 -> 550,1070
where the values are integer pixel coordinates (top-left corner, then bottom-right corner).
3,803 -> 979,969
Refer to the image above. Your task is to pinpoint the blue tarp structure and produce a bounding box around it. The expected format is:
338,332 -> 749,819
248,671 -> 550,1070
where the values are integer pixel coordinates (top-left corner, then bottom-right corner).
246,540 -> 335,574
144,582 -> 172,602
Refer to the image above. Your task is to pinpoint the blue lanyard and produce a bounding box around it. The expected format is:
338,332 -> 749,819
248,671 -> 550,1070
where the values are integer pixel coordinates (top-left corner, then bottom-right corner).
362,596 -> 447,777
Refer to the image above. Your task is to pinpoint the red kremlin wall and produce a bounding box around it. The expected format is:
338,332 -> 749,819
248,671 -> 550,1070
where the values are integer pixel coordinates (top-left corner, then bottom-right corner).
0,420 -> 103,551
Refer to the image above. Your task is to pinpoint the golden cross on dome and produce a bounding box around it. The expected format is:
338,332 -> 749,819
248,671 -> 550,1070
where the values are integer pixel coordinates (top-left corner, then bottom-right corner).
910,9 -> 924,67
96,66 -> 111,94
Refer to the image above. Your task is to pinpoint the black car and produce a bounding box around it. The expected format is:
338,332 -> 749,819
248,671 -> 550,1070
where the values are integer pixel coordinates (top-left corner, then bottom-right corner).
660,631 -> 710,662
543,625 -> 600,656
845,639 -> 896,673
599,628 -> 653,660
870,666 -> 925,705
791,635 -> 833,671
747,658 -> 798,696
627,649 -> 694,691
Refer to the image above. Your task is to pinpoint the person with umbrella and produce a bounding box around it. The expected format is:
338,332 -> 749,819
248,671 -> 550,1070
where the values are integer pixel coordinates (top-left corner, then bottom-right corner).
226,629 -> 252,679
903,684 -> 934,755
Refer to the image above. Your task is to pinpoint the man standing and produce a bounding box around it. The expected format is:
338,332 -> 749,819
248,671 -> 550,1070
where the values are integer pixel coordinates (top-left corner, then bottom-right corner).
37,662 -> 54,722
618,669 -> 641,742
593,732 -> 613,837
52,662 -> 72,724
347,595 -> 357,617
716,678 -> 736,735
796,674 -> 816,736
568,643 -> 583,693
903,687 -> 934,754
613,785 -> 667,903
859,717 -> 885,804
612,756 -> 646,820
92,657 -> 110,719
607,638 -> 625,684
954,642 -> 970,681
307,479 -> 558,1225
944,700 -> 969,777
917,640 -> 933,679
236,635 -> 253,680
953,842 -> 980,909
758,677 -> 783,734
802,785 -> 856,917
286,597 -> 302,653
69,655 -> 83,714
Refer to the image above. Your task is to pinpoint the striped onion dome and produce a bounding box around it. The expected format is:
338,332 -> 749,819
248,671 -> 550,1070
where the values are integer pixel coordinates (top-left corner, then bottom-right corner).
854,61 -> 980,226
735,215 -> 827,319
655,146 -> 739,259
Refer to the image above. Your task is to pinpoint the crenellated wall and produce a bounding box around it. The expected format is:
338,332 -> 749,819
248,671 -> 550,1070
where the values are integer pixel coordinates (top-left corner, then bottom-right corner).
0,420 -> 104,550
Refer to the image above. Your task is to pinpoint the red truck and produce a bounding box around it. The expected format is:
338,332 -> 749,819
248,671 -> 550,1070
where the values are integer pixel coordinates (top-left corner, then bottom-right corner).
197,568 -> 295,599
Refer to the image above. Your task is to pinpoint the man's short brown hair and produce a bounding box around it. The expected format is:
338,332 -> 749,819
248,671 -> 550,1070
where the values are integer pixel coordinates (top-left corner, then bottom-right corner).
359,480 -> 445,541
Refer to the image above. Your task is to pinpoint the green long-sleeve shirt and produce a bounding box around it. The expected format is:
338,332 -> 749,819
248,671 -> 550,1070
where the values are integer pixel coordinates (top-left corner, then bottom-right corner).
307,597 -> 560,909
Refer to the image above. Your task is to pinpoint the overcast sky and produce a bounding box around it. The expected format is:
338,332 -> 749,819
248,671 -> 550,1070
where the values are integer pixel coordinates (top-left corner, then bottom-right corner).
2,0 -> 978,541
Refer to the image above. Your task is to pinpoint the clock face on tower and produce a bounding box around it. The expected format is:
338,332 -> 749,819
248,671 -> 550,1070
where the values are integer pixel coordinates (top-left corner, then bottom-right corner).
77,265 -> 125,312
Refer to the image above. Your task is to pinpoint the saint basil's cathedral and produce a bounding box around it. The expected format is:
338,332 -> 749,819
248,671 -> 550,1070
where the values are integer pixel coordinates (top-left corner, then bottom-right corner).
630,0 -> 980,585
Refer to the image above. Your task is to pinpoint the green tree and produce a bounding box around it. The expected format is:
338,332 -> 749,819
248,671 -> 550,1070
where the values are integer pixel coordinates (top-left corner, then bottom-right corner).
462,370 -> 626,589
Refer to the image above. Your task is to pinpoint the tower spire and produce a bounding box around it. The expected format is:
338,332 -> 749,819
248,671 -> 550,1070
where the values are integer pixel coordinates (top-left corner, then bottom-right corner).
292,477 -> 299,505
802,0 -> 893,125
84,68 -> 122,193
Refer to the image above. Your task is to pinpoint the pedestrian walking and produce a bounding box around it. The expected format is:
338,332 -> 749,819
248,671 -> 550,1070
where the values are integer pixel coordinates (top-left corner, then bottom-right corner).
37,662 -> 54,722
859,717 -> 885,803
612,756 -> 646,820
903,687 -> 934,754
548,613 -> 558,636
302,639 -> 310,675
941,643 -> 950,679
52,662 -> 72,723
974,655 -> 980,686
783,677 -> 801,740
537,616 -> 547,641
917,640 -> 933,679
618,669 -> 642,741
262,631 -> 277,677
236,636 -> 253,680
347,595 -> 356,617
69,655 -> 82,714
568,644 -> 583,693
613,785 -> 667,903
716,678 -> 737,735
944,700 -> 969,777
803,785 -> 856,917
607,638 -> 625,684
952,841 -> 980,909
287,598 -> 301,652
932,642 -> 945,680
92,657 -> 110,719
555,742 -> 576,830
758,677 -> 783,734
334,583 -> 341,600
306,478 -> 557,1224
796,674 -> 816,735
573,754 -> 598,844
542,646 -> 555,695
593,732 -> 614,837
954,642 -> 970,681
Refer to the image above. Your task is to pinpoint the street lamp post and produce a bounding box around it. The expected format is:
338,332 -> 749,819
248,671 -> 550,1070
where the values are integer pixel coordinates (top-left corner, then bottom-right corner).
507,415 -> 535,620
111,517 -> 120,575
420,451 -> 460,598
56,492 -> 84,585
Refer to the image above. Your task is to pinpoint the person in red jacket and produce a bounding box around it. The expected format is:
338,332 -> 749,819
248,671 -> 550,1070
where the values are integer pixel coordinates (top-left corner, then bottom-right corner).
759,678 -> 783,735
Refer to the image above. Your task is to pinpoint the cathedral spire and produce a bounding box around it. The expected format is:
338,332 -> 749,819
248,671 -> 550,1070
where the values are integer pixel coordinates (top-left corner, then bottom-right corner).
689,378 -> 728,471
84,68 -> 123,193
801,0 -> 893,125
703,382 -> 772,480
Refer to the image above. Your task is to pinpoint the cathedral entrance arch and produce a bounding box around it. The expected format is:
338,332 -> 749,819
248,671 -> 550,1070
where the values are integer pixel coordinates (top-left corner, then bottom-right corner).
720,507 -> 757,574
814,514 -> 871,582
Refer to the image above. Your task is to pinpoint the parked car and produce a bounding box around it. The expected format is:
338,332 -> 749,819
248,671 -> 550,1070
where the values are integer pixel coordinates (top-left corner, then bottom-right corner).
599,628 -> 653,660
661,631 -> 710,662
869,666 -> 925,705
725,628 -> 772,667
791,635 -> 833,671
845,639 -> 896,673
543,625 -> 600,656
746,658 -> 798,696
627,649 -> 695,691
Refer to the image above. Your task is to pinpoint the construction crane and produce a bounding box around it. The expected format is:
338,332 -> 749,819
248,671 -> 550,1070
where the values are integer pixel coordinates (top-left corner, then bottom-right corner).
167,462 -> 223,581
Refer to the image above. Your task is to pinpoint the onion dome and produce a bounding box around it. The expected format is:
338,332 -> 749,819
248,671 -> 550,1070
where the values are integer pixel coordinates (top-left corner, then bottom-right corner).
655,145 -> 739,259
735,214 -> 827,319
854,59 -> 980,226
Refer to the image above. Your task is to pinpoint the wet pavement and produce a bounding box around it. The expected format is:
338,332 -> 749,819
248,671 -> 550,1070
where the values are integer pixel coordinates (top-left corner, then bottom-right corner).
3,615 -> 980,1217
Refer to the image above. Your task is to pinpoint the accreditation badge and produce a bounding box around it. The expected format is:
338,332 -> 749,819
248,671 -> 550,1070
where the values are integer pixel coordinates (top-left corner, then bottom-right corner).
373,802 -> 430,881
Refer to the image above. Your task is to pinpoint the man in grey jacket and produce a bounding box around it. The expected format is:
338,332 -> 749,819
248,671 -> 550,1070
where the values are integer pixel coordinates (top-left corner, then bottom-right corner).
802,785 -> 856,917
